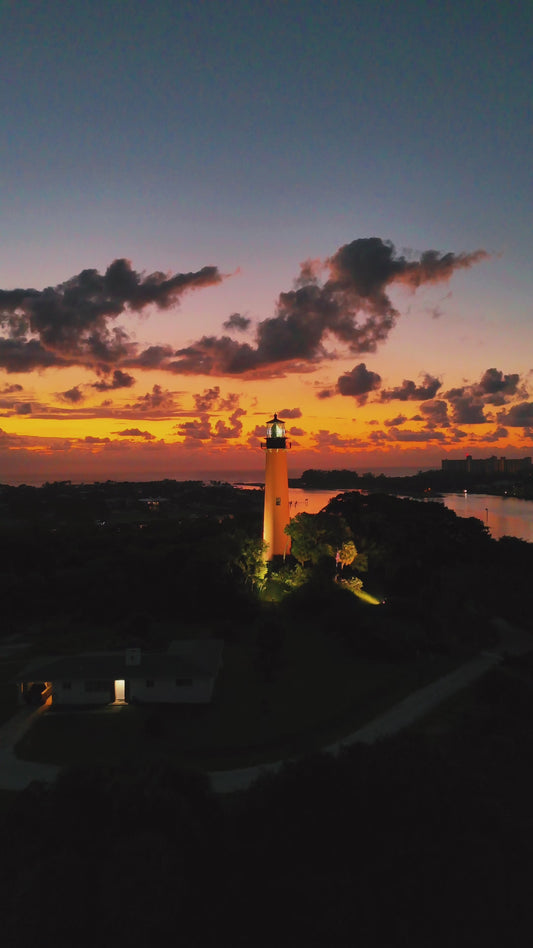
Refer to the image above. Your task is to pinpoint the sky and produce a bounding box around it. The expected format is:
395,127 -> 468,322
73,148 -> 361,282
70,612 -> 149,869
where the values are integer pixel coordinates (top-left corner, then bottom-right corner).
1,0 -> 532,483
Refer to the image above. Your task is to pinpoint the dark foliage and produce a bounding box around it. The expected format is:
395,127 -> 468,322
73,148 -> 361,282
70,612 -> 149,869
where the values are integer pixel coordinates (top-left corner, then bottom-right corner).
3,663 -> 533,946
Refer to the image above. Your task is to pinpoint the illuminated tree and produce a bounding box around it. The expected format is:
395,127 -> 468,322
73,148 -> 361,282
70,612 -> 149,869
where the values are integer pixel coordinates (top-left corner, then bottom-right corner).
285,512 -> 356,567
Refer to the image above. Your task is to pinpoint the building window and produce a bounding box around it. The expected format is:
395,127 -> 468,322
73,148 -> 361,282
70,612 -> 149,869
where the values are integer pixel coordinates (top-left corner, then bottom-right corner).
145,680 -> 155,688
275,497 -> 281,505
175,678 -> 193,687
62,681 -> 71,690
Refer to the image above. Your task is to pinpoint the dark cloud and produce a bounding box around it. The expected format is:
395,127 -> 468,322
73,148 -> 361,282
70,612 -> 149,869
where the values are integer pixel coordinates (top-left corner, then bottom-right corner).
312,430 -> 360,448
223,313 -> 251,331
385,427 -> 447,443
61,386 -> 85,404
384,414 -> 407,427
83,436 -> 111,444
317,388 -> 334,399
0,259 -> 224,371
175,417 -> 212,441
128,384 -> 177,414
498,402 -> 533,427
443,367 -> 524,425
127,345 -> 175,369
289,427 -> 305,436
1,383 -> 23,393
193,386 -> 240,412
115,428 -> 155,440
449,396 -> 487,425
484,427 -> 509,442
380,374 -> 442,402
472,368 -> 522,404
278,407 -> 302,419
336,363 -> 382,404
170,238 -> 488,377
15,402 -> 32,414
420,399 -> 450,427
213,407 -> 246,441
193,386 -> 223,412
0,338 -> 66,372
92,369 -> 136,391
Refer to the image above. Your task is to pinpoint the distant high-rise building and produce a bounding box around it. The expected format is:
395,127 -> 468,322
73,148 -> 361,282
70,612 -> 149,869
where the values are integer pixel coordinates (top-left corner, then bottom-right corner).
262,413 -> 291,559
441,455 -> 532,475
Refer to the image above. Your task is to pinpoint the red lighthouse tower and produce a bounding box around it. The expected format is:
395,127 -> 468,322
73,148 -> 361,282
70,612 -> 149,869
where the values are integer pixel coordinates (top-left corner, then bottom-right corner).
262,413 -> 291,560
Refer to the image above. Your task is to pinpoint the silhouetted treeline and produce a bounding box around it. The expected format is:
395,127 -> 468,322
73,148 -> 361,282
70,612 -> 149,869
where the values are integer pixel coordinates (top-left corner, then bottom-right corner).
326,490 -> 533,630
1,482 -> 532,650
2,659 -> 533,947
294,466 -> 533,497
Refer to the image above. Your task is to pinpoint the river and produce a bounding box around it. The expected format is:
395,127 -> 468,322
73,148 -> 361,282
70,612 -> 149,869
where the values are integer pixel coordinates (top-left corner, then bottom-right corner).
285,487 -> 533,543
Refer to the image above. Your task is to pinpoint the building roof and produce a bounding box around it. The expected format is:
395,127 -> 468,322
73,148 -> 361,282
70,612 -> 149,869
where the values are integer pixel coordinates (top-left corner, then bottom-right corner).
18,639 -> 223,682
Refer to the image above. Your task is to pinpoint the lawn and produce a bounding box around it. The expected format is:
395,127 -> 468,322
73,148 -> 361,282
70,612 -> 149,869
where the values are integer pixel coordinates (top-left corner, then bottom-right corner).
15,622 -> 460,771
0,660 -> 20,726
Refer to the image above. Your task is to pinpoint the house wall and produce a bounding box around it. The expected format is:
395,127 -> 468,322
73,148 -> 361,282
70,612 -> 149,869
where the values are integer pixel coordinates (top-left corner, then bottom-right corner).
128,676 -> 214,704
52,680 -> 113,705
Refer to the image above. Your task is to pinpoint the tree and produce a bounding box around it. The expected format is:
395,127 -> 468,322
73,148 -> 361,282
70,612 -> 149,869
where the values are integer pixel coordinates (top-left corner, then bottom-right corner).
285,512 -> 356,567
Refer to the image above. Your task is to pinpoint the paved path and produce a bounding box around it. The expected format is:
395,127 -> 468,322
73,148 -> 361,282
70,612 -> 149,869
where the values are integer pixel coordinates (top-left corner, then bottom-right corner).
208,653 -> 501,793
209,621 -> 532,794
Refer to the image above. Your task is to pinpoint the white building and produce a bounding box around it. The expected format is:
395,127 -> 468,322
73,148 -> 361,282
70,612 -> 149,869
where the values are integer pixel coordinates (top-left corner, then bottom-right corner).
17,639 -> 223,707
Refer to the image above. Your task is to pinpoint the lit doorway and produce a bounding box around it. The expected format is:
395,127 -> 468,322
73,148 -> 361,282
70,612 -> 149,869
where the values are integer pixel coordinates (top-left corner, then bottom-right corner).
114,679 -> 125,701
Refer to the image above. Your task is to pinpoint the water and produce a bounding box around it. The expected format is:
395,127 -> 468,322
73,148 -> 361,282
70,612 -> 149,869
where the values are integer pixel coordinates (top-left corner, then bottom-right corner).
284,488 -> 533,543
440,492 -> 533,543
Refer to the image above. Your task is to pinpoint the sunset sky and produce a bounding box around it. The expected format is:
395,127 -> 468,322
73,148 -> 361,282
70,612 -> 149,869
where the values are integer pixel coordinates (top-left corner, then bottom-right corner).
1,0 -> 531,483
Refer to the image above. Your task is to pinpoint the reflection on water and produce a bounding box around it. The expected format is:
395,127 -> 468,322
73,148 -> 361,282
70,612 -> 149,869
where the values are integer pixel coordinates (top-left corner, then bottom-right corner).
288,488 -> 344,516
247,485 -> 533,543
289,488 -> 533,543
440,493 -> 533,543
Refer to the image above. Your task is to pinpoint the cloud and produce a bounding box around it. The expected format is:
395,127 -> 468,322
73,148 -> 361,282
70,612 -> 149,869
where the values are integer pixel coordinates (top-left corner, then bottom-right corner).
483,427 -> 509,442
92,369 -> 136,391
312,429 -> 360,448
0,338 -> 66,372
0,383 -> 23,394
169,238 -> 488,378
15,402 -> 32,414
223,313 -> 251,331
384,415 -> 407,427
114,428 -> 156,440
289,427 -> 305,436
443,367 -> 525,425
126,345 -> 175,369
192,386 -> 240,412
213,407 -> 246,441
420,399 -> 450,427
379,427 -> 447,443
336,363 -> 382,404
380,373 -> 442,402
498,402 -> 533,427
60,386 -> 85,404
472,367 -> 523,404
127,384 -> 177,415
0,259 -> 224,371
448,395 -> 488,425
277,407 -> 302,419
175,416 -> 212,441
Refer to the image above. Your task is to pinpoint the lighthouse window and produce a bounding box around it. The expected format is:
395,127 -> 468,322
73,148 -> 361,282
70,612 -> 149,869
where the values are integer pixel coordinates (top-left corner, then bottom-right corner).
276,497 -> 281,505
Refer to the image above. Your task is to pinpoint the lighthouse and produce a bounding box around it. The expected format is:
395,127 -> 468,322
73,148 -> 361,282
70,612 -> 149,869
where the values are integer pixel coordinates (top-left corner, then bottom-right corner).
262,413 -> 291,560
